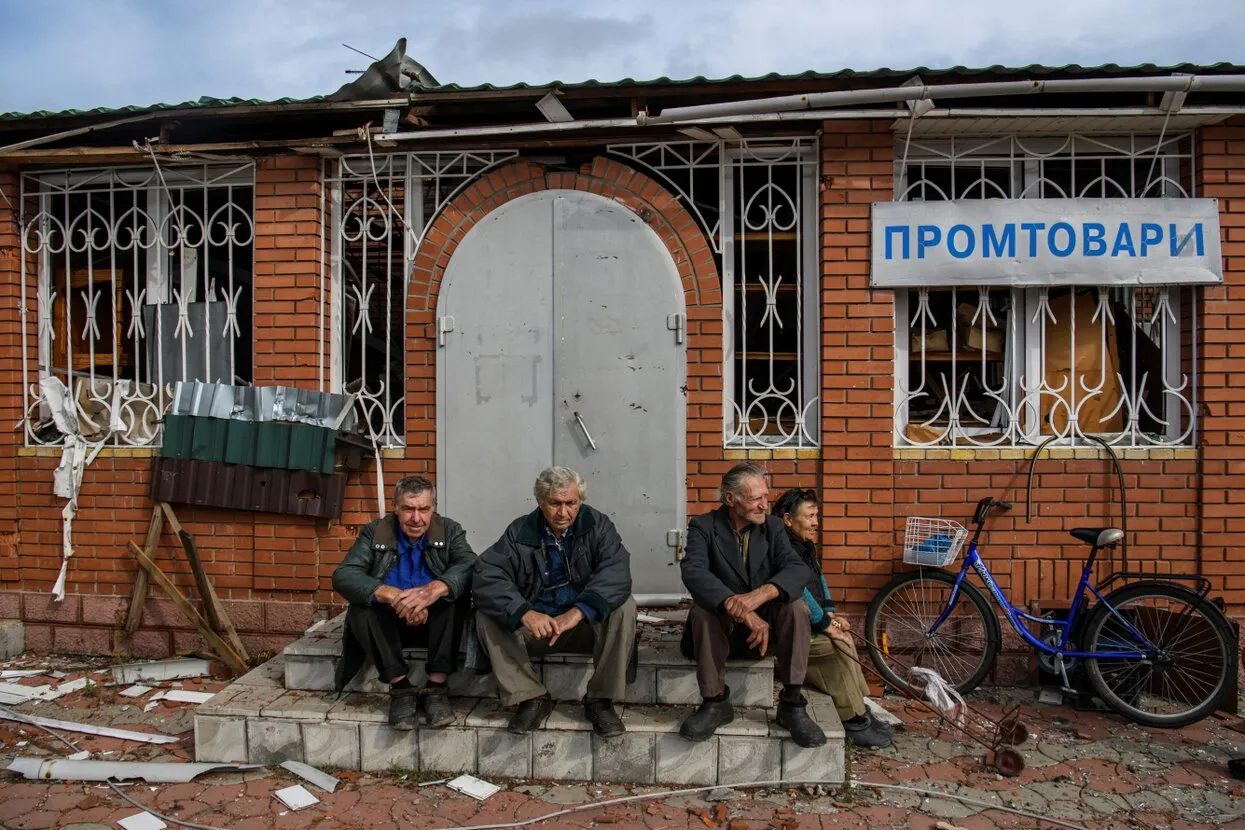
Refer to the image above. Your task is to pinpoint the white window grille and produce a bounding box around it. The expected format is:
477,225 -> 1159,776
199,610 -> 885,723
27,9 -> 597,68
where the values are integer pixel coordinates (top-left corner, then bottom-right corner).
610,138 -> 820,448
327,150 -> 518,448
893,133 -> 1197,448
20,163 -> 255,447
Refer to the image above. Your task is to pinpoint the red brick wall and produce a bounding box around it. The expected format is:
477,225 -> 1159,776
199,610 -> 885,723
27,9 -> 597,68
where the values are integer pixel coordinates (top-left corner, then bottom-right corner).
2,118 -> 1243,668
817,118 -> 1245,682
0,157 -> 346,658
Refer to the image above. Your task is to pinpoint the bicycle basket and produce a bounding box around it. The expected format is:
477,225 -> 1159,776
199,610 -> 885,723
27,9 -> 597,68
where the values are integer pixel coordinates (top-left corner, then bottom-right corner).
902,517 -> 968,567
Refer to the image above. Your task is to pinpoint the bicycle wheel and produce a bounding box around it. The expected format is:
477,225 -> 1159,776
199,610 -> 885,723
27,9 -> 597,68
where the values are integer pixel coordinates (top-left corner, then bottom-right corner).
1082,581 -> 1235,728
865,569 -> 1000,696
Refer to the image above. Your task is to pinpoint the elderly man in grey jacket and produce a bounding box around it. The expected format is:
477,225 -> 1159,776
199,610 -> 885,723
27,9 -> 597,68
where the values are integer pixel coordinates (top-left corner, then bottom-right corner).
677,463 -> 825,748
473,467 -> 636,737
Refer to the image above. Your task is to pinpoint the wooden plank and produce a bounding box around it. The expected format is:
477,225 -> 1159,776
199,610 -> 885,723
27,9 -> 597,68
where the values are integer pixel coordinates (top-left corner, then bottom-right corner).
123,506 -> 164,634
128,541 -> 249,677
159,503 -> 250,662
160,503 -> 250,663
158,504 -> 221,633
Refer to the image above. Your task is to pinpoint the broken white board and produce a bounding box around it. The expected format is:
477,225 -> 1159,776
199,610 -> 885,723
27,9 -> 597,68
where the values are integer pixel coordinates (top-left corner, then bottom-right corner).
0,670 -> 45,679
0,711 -> 179,744
119,685 -> 153,698
446,774 -> 500,801
160,690 -> 215,704
7,757 -> 258,782
112,658 -> 211,685
280,760 -> 339,794
55,677 -> 94,695
0,683 -> 57,704
116,811 -> 167,830
273,784 -> 319,811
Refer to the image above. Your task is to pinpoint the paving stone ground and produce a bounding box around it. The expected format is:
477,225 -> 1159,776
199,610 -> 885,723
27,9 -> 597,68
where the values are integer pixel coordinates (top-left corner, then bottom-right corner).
1,653 -> 1244,829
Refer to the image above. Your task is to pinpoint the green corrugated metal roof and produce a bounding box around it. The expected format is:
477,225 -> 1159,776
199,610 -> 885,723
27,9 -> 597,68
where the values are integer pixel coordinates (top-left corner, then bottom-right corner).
422,61 -> 1245,93
5,61 -> 1245,122
0,94 -> 331,122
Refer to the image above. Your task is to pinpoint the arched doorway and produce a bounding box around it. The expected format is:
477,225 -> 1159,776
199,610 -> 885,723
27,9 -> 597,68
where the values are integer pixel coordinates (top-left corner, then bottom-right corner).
436,189 -> 688,599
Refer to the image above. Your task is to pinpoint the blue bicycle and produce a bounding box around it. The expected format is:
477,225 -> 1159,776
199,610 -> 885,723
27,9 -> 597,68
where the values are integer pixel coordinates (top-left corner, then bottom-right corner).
865,496 -> 1236,728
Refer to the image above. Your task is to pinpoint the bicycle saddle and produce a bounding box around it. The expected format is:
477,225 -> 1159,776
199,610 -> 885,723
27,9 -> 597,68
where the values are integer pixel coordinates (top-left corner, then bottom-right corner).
1070,527 -> 1124,547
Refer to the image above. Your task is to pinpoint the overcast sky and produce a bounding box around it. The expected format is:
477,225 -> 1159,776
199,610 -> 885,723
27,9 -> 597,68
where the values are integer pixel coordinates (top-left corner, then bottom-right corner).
2,0 -> 1243,114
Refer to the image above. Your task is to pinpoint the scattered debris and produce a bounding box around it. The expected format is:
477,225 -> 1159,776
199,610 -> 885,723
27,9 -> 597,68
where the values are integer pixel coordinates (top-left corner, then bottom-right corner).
0,683 -> 55,704
68,751 -> 91,761
706,787 -> 740,802
0,710 -> 179,744
111,658 -> 211,685
274,784 -> 320,811
56,677 -> 94,695
280,759 -> 340,794
7,757 -> 256,782
119,685 -> 153,698
0,670 -> 45,679
160,690 -> 215,704
637,613 -> 666,625
1038,687 -> 1064,705
446,774 -> 500,801
116,811 -> 167,830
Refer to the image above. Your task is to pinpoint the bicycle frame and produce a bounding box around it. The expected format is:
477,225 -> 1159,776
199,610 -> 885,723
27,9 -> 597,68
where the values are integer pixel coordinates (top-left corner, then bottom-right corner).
928,542 -> 1158,661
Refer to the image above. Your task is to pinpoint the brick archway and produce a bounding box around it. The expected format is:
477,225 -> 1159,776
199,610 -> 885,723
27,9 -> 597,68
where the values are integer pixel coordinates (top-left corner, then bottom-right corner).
404,156 -> 722,513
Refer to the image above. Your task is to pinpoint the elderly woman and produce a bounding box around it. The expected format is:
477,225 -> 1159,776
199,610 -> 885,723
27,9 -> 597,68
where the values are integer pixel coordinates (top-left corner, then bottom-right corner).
772,488 -> 893,749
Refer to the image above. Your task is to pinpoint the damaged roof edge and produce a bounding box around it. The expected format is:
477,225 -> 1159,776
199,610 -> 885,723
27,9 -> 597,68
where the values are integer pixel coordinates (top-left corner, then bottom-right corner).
6,60 -> 1245,124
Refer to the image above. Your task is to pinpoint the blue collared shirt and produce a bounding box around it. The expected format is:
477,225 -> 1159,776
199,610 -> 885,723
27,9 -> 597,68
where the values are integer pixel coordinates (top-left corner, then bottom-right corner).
380,531 -> 435,596
534,524 -> 597,622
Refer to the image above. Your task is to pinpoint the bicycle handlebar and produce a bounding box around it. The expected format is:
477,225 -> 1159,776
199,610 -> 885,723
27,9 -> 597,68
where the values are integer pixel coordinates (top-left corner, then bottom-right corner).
971,496 -> 1012,526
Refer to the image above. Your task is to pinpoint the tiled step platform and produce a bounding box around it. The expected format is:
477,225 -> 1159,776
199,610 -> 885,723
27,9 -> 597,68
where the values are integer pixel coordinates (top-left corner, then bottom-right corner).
281,614 -> 778,707
194,614 -> 845,786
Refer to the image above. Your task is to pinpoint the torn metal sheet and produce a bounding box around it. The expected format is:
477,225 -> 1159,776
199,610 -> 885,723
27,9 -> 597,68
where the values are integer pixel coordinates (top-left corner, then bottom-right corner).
149,457 -> 346,519
112,658 -> 211,684
280,760 -> 339,794
0,710 -> 179,744
169,381 -> 356,430
6,757 -> 257,782
274,783 -> 319,811
40,377 -> 104,602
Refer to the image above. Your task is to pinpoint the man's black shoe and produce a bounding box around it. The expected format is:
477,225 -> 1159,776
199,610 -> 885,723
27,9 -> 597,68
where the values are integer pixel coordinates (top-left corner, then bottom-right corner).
422,688 -> 455,728
584,698 -> 625,738
775,697 -> 826,748
507,694 -> 552,734
680,691 -> 734,743
843,713 -> 891,749
388,685 -> 420,731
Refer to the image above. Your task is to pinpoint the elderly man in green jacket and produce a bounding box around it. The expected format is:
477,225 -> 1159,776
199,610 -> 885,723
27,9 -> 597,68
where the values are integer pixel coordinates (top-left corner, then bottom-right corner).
332,475 -> 476,730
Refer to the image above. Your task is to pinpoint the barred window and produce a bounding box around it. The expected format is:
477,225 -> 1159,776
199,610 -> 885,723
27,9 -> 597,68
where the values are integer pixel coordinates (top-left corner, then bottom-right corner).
893,134 -> 1197,448
327,150 -> 518,448
611,138 -> 820,448
21,164 -> 255,447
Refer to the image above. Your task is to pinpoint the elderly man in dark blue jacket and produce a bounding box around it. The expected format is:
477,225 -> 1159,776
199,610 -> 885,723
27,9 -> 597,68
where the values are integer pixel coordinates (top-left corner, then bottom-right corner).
677,463 -> 825,747
473,466 -> 636,737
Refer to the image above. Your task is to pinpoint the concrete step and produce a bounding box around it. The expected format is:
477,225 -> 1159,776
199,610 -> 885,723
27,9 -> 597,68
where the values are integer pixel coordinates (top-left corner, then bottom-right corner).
284,613 -> 778,708
195,654 -> 845,786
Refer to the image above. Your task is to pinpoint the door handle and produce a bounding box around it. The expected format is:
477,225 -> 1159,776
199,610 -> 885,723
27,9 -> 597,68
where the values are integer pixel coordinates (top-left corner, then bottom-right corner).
572,411 -> 598,451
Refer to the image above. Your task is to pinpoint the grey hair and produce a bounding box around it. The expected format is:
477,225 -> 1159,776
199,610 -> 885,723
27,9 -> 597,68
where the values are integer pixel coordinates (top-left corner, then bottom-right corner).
533,466 -> 586,503
720,462 -> 767,503
393,475 -> 436,505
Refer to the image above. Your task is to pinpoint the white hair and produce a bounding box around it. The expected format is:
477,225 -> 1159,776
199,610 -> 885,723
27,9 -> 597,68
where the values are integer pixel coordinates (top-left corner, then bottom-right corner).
533,466 -> 586,502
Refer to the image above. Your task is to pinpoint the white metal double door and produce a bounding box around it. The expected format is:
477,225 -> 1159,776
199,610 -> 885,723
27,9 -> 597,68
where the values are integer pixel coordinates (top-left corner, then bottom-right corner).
437,189 -> 687,599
